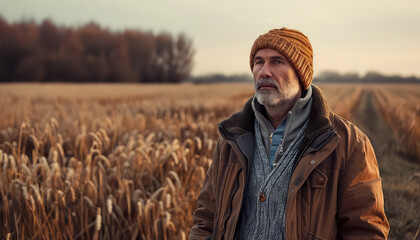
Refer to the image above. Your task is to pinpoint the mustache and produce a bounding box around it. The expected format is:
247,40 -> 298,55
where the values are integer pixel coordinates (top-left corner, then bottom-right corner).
255,79 -> 279,90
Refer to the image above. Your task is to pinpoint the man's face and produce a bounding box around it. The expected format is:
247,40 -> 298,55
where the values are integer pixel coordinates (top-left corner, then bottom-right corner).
253,48 -> 301,108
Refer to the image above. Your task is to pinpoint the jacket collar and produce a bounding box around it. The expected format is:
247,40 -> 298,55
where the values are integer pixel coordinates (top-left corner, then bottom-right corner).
218,84 -> 334,142
218,98 -> 255,141
304,84 -> 334,140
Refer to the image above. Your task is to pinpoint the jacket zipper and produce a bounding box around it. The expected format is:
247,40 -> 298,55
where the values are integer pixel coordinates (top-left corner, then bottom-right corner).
275,111 -> 292,161
271,112 -> 291,166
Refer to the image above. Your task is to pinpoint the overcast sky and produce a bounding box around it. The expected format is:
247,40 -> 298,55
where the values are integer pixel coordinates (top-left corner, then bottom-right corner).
1,0 -> 420,77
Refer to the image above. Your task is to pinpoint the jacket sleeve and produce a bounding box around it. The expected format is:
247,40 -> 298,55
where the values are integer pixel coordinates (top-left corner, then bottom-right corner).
337,133 -> 389,239
189,140 -> 221,239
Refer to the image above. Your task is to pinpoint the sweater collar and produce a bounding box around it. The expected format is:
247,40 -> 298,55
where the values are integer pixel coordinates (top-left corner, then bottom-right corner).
251,86 -> 312,132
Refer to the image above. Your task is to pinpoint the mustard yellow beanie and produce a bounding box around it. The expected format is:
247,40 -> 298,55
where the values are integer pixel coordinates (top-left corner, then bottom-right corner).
250,27 -> 314,90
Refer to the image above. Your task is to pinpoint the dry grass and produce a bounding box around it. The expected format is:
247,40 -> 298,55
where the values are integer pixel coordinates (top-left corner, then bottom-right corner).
0,83 -> 253,239
317,83 -> 362,120
372,84 -> 420,162
0,83 -> 418,239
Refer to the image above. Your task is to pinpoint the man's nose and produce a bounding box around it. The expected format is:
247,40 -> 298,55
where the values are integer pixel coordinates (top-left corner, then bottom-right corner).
259,63 -> 272,78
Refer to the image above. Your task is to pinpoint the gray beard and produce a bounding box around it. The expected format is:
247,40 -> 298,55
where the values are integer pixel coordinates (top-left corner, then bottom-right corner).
254,79 -> 282,107
254,78 -> 300,112
256,90 -> 295,108
255,91 -> 298,119
256,91 -> 281,108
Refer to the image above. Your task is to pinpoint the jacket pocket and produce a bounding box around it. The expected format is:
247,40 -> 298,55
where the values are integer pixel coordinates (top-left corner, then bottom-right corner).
307,232 -> 327,240
310,168 -> 328,188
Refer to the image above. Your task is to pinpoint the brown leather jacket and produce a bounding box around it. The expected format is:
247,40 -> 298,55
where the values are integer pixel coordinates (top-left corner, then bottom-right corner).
190,85 -> 389,240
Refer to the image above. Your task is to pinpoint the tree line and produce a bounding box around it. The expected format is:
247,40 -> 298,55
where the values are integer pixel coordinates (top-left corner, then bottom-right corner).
188,71 -> 420,84
313,71 -> 420,84
0,16 -> 194,83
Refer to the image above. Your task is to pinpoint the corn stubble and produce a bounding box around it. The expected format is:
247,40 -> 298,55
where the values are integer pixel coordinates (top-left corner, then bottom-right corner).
0,83 -> 418,239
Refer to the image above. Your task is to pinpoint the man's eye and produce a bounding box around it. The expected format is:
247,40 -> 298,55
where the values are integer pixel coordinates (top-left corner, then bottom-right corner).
275,60 -> 283,64
255,60 -> 263,65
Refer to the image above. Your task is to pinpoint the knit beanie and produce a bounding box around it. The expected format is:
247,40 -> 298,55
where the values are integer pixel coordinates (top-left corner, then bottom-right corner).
250,27 -> 313,90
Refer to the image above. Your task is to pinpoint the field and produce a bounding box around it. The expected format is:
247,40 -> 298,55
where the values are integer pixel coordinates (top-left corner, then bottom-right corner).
0,83 -> 419,240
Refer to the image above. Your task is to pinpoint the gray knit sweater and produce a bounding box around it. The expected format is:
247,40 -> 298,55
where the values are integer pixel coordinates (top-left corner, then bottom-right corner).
235,87 -> 313,239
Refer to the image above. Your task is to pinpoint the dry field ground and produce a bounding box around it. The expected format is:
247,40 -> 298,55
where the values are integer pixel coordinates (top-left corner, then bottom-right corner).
0,83 -> 419,239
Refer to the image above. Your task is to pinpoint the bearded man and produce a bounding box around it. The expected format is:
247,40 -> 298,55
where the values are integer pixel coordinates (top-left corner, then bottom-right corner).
189,27 -> 389,240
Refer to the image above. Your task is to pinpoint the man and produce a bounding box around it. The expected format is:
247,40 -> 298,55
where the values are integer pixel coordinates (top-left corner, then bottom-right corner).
189,28 -> 389,239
